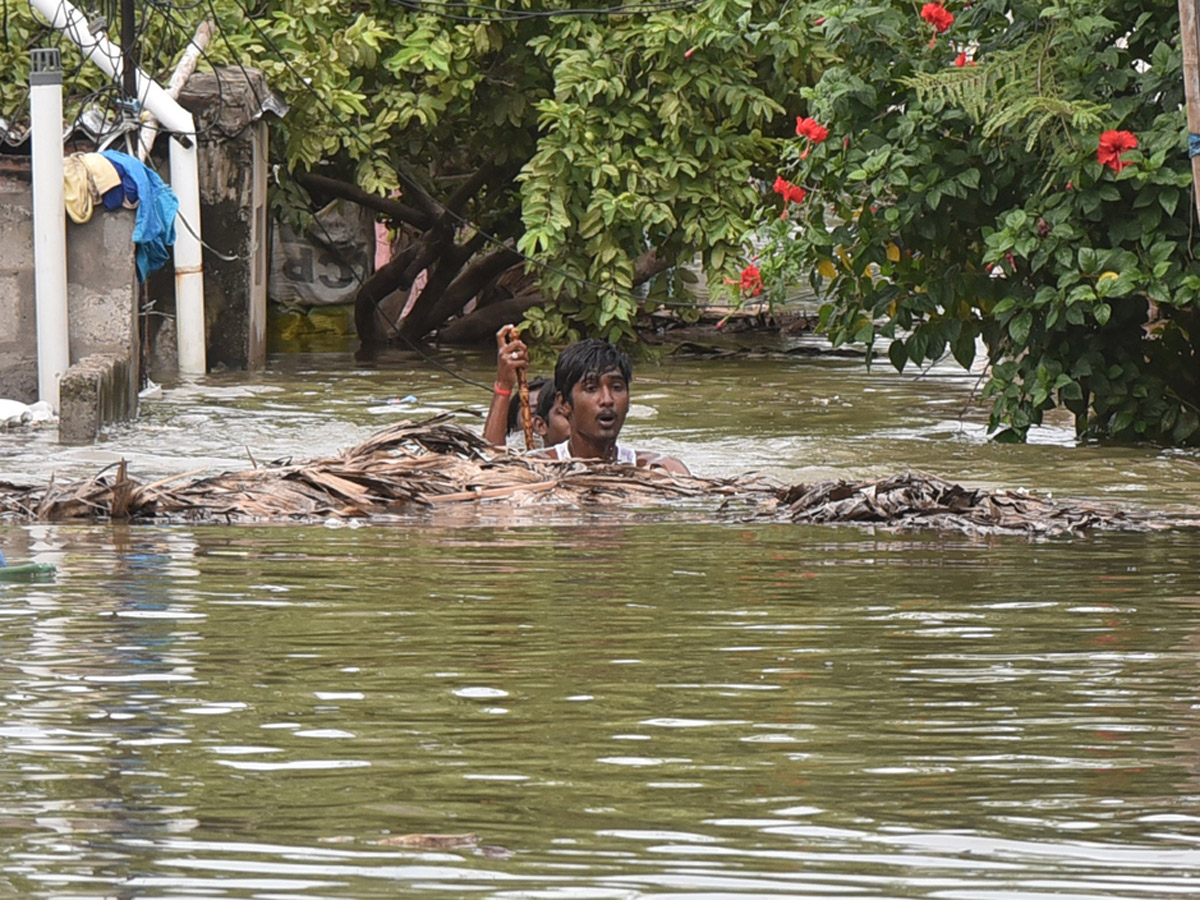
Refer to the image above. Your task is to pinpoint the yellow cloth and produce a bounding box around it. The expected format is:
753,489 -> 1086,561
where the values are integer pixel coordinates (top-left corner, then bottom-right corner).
80,152 -> 121,196
62,155 -> 94,224
61,152 -> 123,224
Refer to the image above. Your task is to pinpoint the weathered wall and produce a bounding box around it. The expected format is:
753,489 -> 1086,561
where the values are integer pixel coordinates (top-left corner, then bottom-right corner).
143,68 -> 275,378
0,162 -> 138,418
0,164 -> 37,401
142,121 -> 269,379
195,119 -> 268,371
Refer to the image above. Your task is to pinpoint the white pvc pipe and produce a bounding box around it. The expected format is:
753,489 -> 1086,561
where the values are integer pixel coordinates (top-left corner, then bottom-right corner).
170,139 -> 206,374
29,52 -> 70,412
29,0 -> 207,375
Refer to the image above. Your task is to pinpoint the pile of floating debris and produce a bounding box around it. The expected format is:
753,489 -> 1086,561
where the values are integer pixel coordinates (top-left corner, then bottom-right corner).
767,473 -> 1192,536
0,417 -> 1194,536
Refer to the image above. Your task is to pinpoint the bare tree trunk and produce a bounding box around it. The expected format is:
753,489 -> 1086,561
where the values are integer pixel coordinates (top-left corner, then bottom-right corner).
438,293 -> 546,344
290,169 -> 676,348
1181,0 -> 1200,221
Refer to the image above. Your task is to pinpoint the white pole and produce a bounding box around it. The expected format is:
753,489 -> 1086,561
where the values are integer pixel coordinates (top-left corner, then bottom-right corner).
170,138 -> 206,373
29,48 -> 70,413
29,0 -> 208,375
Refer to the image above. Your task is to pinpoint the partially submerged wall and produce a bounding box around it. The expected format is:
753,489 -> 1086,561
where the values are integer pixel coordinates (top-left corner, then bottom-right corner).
143,67 -> 280,378
0,160 -> 139,433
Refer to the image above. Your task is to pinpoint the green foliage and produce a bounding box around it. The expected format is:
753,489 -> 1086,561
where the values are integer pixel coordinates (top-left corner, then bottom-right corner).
514,0 -> 820,341
758,0 -> 1199,444
2,1 -> 824,346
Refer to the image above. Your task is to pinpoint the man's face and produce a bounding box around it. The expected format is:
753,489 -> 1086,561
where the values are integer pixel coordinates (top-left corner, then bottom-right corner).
566,368 -> 629,444
535,400 -> 571,446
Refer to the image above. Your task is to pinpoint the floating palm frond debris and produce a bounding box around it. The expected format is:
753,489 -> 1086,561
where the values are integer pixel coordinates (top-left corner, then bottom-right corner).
0,417 -> 1193,536
765,473 -> 1192,536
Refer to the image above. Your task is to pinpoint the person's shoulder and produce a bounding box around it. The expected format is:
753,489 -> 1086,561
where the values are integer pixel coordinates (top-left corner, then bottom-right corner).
529,440 -> 568,461
635,450 -> 690,475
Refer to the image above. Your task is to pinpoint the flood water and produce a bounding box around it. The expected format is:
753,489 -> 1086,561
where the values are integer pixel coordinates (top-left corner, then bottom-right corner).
2,338 -> 1200,898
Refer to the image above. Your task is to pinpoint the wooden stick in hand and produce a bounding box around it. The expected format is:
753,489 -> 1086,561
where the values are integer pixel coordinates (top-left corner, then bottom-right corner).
516,365 -> 534,451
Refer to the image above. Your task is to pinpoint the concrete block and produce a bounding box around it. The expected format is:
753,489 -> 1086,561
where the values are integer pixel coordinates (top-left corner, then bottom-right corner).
0,361 -> 36,403
0,201 -> 32,270
59,353 -> 137,445
0,274 -> 21,344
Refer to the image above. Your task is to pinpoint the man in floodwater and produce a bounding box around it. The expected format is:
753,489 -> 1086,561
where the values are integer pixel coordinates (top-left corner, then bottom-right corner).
540,339 -> 690,474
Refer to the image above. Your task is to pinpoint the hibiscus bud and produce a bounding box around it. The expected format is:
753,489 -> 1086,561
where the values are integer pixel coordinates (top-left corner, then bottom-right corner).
814,17 -> 826,25
1005,251 -> 1016,270
843,136 -> 850,149
1036,217 -> 1050,238
1065,182 -> 1074,191
985,262 -> 995,273
684,47 -> 696,58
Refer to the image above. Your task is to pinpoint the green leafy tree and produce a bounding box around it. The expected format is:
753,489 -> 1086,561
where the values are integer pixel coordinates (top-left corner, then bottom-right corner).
757,0 -> 1199,444
242,0 -> 822,347
209,0 -> 822,348
3,1 -> 821,347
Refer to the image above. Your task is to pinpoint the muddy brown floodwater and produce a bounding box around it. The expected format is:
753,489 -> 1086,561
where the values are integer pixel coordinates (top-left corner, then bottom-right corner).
0,339 -> 1198,899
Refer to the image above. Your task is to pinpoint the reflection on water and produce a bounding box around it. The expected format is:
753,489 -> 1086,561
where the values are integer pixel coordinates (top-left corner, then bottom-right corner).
1,522 -> 1199,898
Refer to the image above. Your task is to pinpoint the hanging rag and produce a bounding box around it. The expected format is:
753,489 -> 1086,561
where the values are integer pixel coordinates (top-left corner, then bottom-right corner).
81,153 -> 121,196
61,152 -> 124,224
62,155 -> 92,223
100,150 -> 179,281
102,154 -> 139,209
81,152 -> 124,211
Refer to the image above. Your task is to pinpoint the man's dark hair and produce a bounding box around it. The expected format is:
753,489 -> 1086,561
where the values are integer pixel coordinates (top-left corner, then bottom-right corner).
535,379 -> 557,422
507,376 -> 550,434
554,339 -> 633,406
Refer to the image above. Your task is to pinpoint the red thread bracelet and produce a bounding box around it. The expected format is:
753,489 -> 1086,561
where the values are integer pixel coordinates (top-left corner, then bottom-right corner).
493,383 -> 512,397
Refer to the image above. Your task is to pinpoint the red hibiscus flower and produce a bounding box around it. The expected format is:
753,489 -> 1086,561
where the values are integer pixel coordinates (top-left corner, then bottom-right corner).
954,51 -> 975,67
795,116 -> 829,159
921,2 -> 954,33
739,264 -> 763,297
773,175 -> 808,205
1097,130 -> 1138,173
795,117 -> 829,143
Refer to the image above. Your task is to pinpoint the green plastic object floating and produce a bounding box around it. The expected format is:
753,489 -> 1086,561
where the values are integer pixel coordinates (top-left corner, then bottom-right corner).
0,562 -> 57,583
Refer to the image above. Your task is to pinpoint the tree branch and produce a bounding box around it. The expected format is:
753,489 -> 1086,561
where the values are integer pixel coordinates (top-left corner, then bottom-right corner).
433,244 -> 524,323
354,245 -> 420,346
445,159 -> 497,215
397,235 -> 507,342
438,292 -> 546,345
634,247 -> 673,286
295,171 -> 436,230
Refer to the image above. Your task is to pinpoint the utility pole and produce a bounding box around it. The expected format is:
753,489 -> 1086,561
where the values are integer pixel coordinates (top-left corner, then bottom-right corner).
121,0 -> 137,102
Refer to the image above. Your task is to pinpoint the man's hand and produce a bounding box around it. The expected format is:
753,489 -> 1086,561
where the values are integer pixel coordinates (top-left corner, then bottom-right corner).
495,324 -> 529,390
